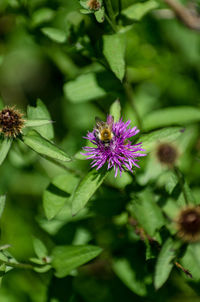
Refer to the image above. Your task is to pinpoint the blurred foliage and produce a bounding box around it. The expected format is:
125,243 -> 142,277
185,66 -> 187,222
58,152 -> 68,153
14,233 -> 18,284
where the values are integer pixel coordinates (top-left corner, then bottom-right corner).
0,0 -> 200,301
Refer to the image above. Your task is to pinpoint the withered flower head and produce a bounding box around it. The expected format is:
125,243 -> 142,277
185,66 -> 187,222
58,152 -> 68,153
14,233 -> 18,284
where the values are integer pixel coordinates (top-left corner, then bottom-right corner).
0,107 -> 25,138
156,143 -> 178,166
175,206 -> 200,242
87,0 -> 101,10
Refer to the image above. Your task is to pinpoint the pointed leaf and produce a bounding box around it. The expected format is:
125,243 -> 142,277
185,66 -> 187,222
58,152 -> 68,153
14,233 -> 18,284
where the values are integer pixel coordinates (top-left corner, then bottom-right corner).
129,191 -> 165,237
0,196 -> 6,219
25,119 -> 52,127
41,27 -> 67,43
154,238 -> 177,289
72,168 -> 108,216
143,107 -> 200,131
138,127 -> 183,151
33,238 -> 48,259
27,99 -> 54,140
113,258 -> 148,296
103,34 -> 125,81
64,73 -> 106,103
0,138 -> 12,165
110,99 -> 121,122
122,0 -> 158,21
51,245 -> 102,278
23,130 -> 71,162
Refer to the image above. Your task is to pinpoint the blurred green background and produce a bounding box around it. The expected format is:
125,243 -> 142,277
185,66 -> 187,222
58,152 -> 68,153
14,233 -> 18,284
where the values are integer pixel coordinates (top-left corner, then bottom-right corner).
0,0 -> 200,301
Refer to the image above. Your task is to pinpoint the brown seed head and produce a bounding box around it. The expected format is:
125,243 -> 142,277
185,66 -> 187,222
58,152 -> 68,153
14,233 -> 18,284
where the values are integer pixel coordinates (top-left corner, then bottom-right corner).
87,0 -> 101,10
156,143 -> 178,166
175,206 -> 200,242
0,107 -> 24,138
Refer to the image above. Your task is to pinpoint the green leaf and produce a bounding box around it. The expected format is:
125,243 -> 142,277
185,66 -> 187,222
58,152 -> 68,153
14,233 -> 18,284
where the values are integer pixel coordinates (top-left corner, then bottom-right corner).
72,168 -> 108,216
138,127 -> 183,151
33,264 -> 51,273
27,99 -> 54,140
31,8 -> 55,27
33,238 -> 48,259
0,196 -> 6,219
113,258 -> 147,296
129,190 -> 165,237
25,119 -> 52,128
103,34 -> 125,81
94,7 -> 105,23
110,99 -> 121,122
122,0 -> 158,21
143,107 -> 200,131
64,73 -> 106,103
0,138 -> 12,165
51,245 -> 102,278
41,27 -> 67,43
43,173 -> 79,220
181,243 -> 200,281
23,130 -> 71,162
154,238 -> 177,289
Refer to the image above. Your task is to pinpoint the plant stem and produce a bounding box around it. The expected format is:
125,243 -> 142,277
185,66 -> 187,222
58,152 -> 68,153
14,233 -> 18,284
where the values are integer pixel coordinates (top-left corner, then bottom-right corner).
0,260 -> 33,270
174,166 -> 189,205
123,75 -> 143,130
104,0 -> 118,32
118,0 -> 122,17
105,13 -> 118,33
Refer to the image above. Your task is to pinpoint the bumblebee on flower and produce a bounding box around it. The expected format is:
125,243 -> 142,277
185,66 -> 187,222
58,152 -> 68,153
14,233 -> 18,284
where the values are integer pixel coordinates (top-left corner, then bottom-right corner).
82,115 -> 146,177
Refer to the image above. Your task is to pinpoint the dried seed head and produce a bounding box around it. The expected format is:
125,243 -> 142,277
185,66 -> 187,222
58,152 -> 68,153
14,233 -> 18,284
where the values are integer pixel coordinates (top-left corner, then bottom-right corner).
87,0 -> 101,10
156,143 -> 178,166
175,206 -> 200,242
0,107 -> 25,138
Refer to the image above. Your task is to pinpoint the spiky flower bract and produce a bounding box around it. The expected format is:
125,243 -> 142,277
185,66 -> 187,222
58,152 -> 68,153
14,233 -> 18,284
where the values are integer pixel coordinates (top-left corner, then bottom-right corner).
0,107 -> 25,138
175,206 -> 200,242
82,115 -> 146,177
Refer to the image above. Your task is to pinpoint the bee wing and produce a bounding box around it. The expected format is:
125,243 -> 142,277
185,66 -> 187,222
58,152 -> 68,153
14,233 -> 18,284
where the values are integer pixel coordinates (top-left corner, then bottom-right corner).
95,116 -> 104,129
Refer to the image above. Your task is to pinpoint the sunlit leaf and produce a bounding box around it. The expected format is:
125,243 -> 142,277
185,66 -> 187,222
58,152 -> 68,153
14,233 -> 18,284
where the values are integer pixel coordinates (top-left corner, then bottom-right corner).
23,130 -> 71,162
52,245 -> 102,278
113,258 -> 148,296
103,34 -> 125,81
129,191 -> 165,237
110,99 -> 121,122
27,99 -> 54,140
122,0 -> 158,21
143,107 -> 200,131
0,196 -> 6,219
41,27 -> 67,43
0,138 -> 12,165
72,168 -> 108,216
154,238 -> 178,289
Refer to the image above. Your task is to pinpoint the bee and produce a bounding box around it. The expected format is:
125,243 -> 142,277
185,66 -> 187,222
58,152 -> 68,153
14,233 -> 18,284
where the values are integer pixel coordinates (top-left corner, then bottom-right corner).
94,116 -> 114,147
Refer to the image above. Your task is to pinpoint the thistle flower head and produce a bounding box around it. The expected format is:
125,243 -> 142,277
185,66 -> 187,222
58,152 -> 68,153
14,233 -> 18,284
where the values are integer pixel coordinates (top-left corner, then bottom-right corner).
156,142 -> 178,166
82,115 -> 146,177
0,106 -> 24,138
175,206 -> 200,242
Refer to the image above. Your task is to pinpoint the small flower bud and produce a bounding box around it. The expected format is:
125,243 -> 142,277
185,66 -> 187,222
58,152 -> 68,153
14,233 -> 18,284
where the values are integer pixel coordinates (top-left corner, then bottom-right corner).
87,0 -> 101,10
0,107 -> 24,138
156,143 -> 178,166
175,206 -> 200,242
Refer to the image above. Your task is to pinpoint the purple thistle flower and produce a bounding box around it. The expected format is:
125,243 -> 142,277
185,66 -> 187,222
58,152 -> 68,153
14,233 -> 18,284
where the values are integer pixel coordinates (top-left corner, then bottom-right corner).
82,115 -> 147,177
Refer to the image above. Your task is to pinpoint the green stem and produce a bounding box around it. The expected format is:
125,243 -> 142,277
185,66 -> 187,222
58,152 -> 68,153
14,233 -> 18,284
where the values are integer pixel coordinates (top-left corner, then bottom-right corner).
174,166 -> 189,205
118,0 -> 122,17
0,260 -> 33,270
123,75 -> 143,130
104,0 -> 118,32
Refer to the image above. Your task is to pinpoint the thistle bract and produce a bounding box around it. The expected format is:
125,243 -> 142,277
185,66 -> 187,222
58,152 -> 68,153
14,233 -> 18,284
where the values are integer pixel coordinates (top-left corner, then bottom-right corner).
82,115 -> 146,177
